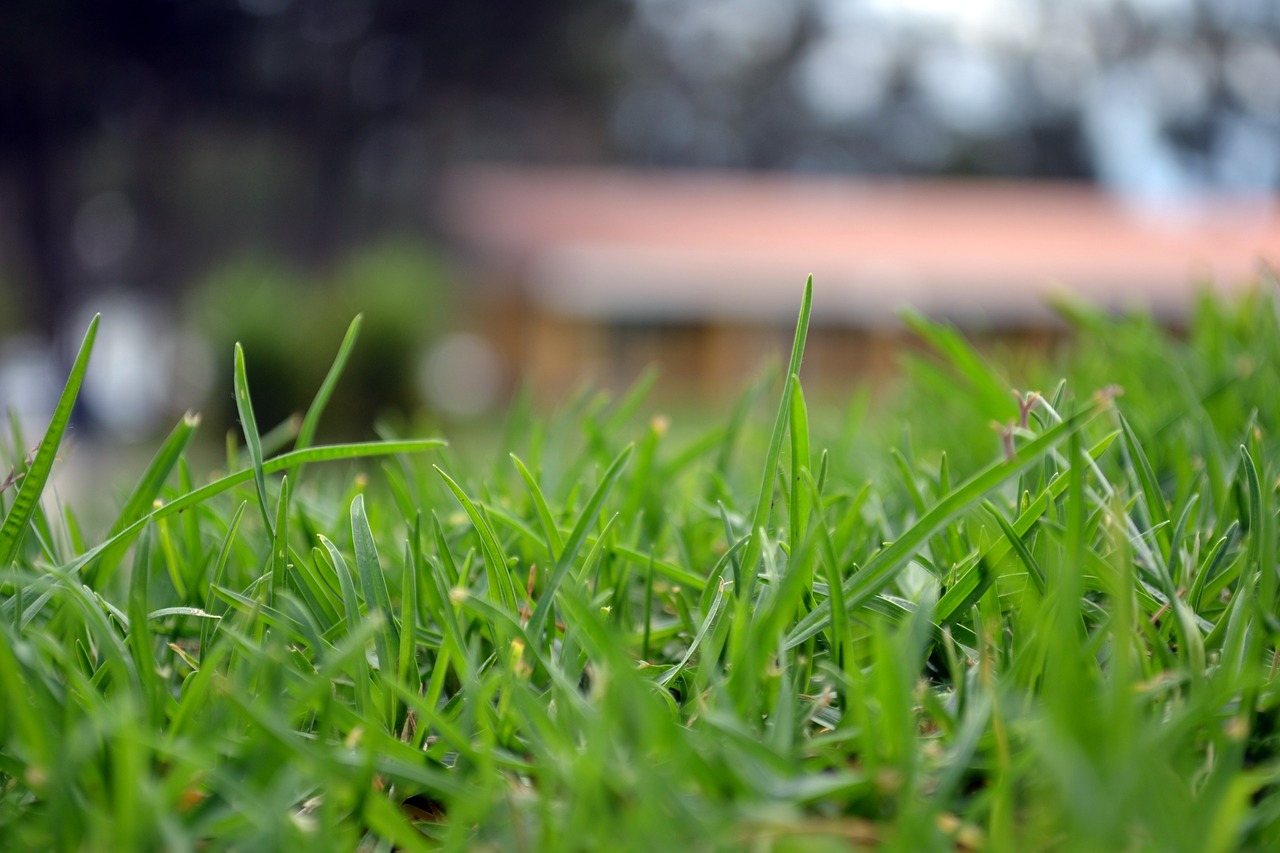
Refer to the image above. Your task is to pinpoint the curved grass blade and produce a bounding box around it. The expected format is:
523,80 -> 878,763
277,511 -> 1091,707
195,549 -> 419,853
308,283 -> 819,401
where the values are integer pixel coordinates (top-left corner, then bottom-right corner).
527,443 -> 633,641
319,534 -> 373,717
984,502 -> 1047,595
657,578 -> 731,689
53,439 -> 445,589
435,465 -> 520,610
0,314 -> 98,568
511,453 -> 564,561
805,469 -> 850,670
288,313 -> 362,485
200,501 -> 247,657
352,494 -> 399,676
126,526 -> 162,715
932,429 -> 1117,625
785,403 -> 1103,649
231,414 -> 300,468
604,543 -> 705,590
1239,444 -> 1277,633
159,439 -> 445,519
1119,412 -> 1170,551
902,308 -> 1016,422
111,412 -> 200,537
233,342 -> 272,537
1189,521 -> 1237,613
397,539 -> 420,699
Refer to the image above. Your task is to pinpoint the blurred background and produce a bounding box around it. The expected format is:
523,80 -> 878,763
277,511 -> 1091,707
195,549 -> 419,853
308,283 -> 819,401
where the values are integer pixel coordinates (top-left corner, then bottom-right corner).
2,0 -> 1280,443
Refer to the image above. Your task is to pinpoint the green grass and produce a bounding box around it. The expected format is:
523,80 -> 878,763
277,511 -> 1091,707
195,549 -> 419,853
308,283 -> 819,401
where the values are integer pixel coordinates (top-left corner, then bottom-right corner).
3,275 -> 1280,851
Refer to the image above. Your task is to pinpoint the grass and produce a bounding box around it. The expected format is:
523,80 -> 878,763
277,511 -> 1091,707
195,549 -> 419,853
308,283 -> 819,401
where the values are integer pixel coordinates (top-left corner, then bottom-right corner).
3,275 -> 1280,851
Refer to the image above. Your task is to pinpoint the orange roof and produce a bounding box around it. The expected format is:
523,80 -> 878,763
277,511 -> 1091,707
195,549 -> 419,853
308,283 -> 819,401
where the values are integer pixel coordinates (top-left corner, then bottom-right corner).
440,165 -> 1280,326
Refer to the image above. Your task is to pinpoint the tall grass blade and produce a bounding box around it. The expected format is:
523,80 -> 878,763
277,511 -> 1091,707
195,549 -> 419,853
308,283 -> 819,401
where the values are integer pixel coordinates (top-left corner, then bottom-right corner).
0,314 -> 98,567
318,534 -> 373,717
789,377 -> 812,546
511,453 -> 564,560
200,501 -> 247,657
269,475 -> 289,606
527,443 -> 633,641
110,412 -> 200,537
435,466 -> 520,610
351,494 -> 399,687
288,313 -> 362,485
233,342 -> 273,537
738,276 -> 813,598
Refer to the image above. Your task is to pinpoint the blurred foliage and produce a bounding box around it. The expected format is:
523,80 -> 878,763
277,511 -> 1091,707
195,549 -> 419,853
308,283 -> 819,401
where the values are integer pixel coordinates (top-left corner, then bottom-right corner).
187,238 -> 451,437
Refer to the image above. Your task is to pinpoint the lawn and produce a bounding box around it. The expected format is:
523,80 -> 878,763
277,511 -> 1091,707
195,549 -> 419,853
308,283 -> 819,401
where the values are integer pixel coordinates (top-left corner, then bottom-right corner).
2,277 -> 1279,851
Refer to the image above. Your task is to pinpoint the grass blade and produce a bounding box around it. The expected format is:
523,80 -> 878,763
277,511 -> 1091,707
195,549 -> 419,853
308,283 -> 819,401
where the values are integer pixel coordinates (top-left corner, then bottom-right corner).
785,403 -> 1102,649
902,308 -> 1016,422
511,453 -> 565,561
0,314 -> 98,567
527,443 -> 633,641
269,475 -> 289,607
435,466 -> 520,610
111,412 -> 200,537
288,313 -> 362,486
200,501 -> 247,657
318,534 -> 372,717
352,494 -> 399,685
738,276 -> 813,598
789,377 -> 812,547
50,439 -> 446,591
233,342 -> 273,537
158,440 -> 446,519
1119,412 -> 1170,551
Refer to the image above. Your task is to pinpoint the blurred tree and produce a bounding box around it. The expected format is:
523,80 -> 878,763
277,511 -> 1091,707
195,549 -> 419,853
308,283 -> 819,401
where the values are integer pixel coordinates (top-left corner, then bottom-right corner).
0,0 -> 243,338
0,0 -> 618,341
613,0 -> 1280,194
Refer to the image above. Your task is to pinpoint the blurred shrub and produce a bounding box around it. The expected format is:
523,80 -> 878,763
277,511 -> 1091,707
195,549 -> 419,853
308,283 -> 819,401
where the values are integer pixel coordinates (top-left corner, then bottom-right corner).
327,240 -> 452,427
187,239 -> 452,438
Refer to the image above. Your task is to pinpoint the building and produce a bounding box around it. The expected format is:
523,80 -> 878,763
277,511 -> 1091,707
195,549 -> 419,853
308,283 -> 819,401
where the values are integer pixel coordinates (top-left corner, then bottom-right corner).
439,166 -> 1280,401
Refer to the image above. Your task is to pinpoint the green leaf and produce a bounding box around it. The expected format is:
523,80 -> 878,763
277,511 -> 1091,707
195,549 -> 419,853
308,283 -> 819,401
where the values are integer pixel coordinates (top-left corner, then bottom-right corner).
318,534 -> 372,718
288,313 -> 362,486
984,502 -> 1047,596
126,526 -> 162,716
111,412 -> 200,537
789,376 -> 812,547
902,308 -> 1016,422
233,342 -> 273,537
0,314 -> 98,567
269,475 -> 289,607
169,439 -> 446,519
511,453 -> 565,561
1119,412 -> 1170,550
200,501 -> 247,657
352,494 -> 399,677
527,443 -> 633,641
657,578 -> 731,689
738,275 -> 813,599
435,465 -> 520,611
785,403 -> 1102,649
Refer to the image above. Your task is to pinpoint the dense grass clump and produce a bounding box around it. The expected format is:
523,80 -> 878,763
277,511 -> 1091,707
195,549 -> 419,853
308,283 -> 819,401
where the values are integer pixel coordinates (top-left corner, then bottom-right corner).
3,277 -> 1280,851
